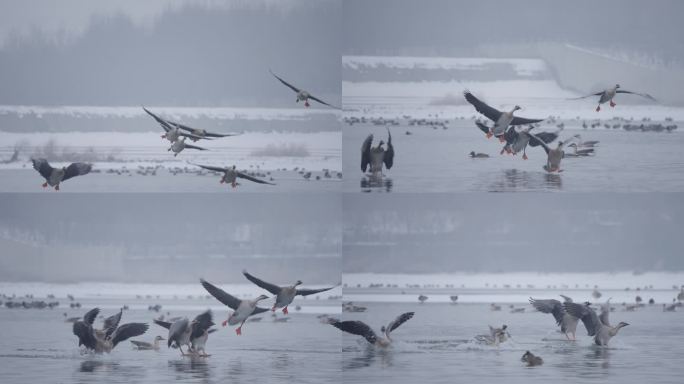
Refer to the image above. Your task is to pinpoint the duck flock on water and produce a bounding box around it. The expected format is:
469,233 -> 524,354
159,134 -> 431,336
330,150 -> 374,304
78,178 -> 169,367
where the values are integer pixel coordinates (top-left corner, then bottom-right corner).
26,70 -> 339,190
359,83 -> 667,178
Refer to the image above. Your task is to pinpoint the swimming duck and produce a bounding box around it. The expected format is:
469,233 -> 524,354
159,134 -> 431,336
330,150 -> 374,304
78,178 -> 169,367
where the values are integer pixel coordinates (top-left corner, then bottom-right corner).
361,128 -> 394,177
31,158 -> 92,191
130,335 -> 165,351
570,84 -> 656,112
464,91 -> 544,141
270,69 -> 338,109
154,310 -> 215,356
200,279 -> 269,335
72,308 -> 148,354
521,351 -> 543,366
564,300 -> 628,346
329,312 -> 414,347
469,151 -> 489,158
189,163 -> 275,188
529,296 -> 583,340
242,270 -> 336,315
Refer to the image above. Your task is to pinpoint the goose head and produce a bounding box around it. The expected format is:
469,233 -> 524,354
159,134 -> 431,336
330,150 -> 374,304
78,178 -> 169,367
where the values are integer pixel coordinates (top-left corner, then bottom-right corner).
377,140 -> 385,149
501,324 -> 508,330
255,294 -> 269,302
469,151 -> 475,157
380,325 -> 386,333
294,280 -> 303,287
615,84 -> 621,89
521,351 -> 533,362
155,335 -> 165,341
512,105 -> 521,112
617,321 -> 629,328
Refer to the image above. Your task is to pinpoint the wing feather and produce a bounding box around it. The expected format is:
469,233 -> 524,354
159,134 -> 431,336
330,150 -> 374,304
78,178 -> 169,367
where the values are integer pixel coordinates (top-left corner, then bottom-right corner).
200,279 -> 241,310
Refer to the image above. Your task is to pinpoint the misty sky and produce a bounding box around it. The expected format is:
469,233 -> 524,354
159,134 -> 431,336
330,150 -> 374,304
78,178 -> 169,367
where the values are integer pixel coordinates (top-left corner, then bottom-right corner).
344,194 -> 684,274
0,0 -> 341,106
0,194 -> 341,283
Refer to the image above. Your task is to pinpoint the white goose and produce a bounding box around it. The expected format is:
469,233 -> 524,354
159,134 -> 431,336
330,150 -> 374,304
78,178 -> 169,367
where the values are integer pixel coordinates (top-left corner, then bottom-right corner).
464,91 -> 544,141
270,70 -> 338,109
200,279 -> 269,335
242,270 -> 337,315
31,158 -> 92,191
570,84 -> 656,112
330,312 -> 414,347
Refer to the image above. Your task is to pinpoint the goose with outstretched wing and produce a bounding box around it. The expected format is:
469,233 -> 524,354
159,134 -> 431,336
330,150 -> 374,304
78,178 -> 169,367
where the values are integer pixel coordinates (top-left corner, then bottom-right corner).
243,270 -> 336,315
464,91 -> 544,141
189,163 -> 274,188
329,312 -> 414,347
72,308 -> 148,353
31,158 -> 92,191
270,69 -> 339,109
569,84 -> 656,112
361,128 -> 394,177
564,301 -> 628,346
200,279 -> 269,335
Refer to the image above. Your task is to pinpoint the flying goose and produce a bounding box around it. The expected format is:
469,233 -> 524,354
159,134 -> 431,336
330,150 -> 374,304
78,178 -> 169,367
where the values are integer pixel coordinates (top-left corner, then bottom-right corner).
564,301 -> 629,346
130,335 -> 165,351
143,107 -> 207,142
154,310 -> 215,356
72,308 -> 149,353
169,137 -> 207,157
242,270 -> 336,315
200,279 -> 269,335
31,158 -> 92,190
168,121 -> 239,141
270,70 -> 338,109
527,133 -> 569,173
329,312 -> 414,347
521,351 -> 544,367
502,127 -> 559,160
361,128 -> 394,177
570,84 -> 656,111
529,296 -> 582,340
465,91 -> 544,141
189,163 -> 275,188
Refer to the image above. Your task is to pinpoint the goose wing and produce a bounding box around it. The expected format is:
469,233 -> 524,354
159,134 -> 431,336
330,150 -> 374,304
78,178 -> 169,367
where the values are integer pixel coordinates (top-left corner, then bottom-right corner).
170,122 -> 237,138
112,323 -> 149,348
270,70 -> 301,94
361,134 -> 373,172
510,116 -> 545,126
528,131 -> 559,147
102,309 -> 123,339
567,91 -> 605,100
237,171 -> 276,185
242,271 -> 281,295
564,302 -> 600,336
153,320 -> 172,329
330,320 -> 377,344
296,285 -> 336,296
475,121 -> 490,134
142,107 -> 174,132
62,162 -> 92,181
527,132 -> 551,154
73,321 -> 97,349
83,308 -> 100,325
189,162 -> 227,173
184,143 -> 207,151
464,91 -> 502,122
529,298 -> 564,326
200,279 -> 241,310
31,158 -> 54,179
308,94 -> 339,109
616,89 -> 656,101
383,129 -> 394,169
190,310 -> 214,339
385,312 -> 414,336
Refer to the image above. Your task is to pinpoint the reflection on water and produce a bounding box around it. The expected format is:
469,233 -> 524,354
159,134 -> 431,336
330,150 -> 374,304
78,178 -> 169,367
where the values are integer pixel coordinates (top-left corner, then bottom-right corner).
79,360 -> 118,373
343,345 -> 395,370
361,176 -> 393,192
488,169 -> 562,191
